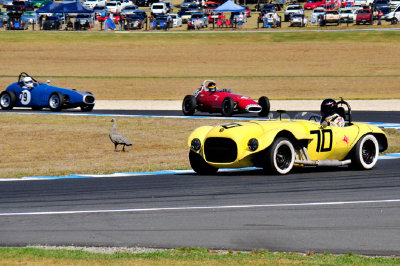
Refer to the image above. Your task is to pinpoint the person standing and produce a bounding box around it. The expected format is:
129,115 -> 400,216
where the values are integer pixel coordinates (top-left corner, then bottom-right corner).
238,12 -> 244,28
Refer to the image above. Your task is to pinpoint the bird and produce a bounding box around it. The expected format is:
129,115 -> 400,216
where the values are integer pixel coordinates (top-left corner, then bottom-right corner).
109,118 -> 132,152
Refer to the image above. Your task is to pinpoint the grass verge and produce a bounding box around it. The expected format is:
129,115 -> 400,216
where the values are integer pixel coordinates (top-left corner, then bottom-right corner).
0,247 -> 399,265
1,31 -> 400,100
0,114 -> 398,179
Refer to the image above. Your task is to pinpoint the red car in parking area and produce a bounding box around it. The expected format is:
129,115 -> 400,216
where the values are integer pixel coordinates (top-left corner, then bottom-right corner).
356,8 -> 373,24
182,80 -> 270,117
304,0 -> 325,10
241,5 -> 251,17
97,13 -> 123,24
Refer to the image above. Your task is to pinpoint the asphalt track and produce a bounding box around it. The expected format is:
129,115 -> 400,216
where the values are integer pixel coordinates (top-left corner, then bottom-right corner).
0,109 -> 399,255
0,159 -> 399,255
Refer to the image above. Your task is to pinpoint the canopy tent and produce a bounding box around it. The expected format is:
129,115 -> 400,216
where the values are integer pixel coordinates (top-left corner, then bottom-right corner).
36,2 -> 93,14
214,0 -> 245,12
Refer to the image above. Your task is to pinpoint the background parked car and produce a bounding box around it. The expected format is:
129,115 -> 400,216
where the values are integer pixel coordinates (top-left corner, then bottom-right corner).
92,5 -> 106,18
241,5 -> 251,17
180,0 -> 196,8
119,0 -> 134,9
151,2 -> 172,16
324,10 -> 340,25
231,11 -> 247,23
178,6 -> 198,23
0,11 -> 9,26
372,0 -> 391,16
74,14 -> 93,30
304,0 -> 325,10
42,16 -> 62,30
169,13 -> 182,27
187,12 -> 208,29
339,7 -> 356,22
290,13 -> 308,26
124,10 -> 147,29
21,10 -> 38,25
2,0 -> 14,9
383,4 -> 400,23
310,6 -> 325,24
106,1 -> 122,13
136,0 -> 158,7
121,5 -> 138,15
356,8 -> 373,24
284,4 -> 304,22
152,14 -> 171,29
7,1 -> 34,12
83,0 -> 106,9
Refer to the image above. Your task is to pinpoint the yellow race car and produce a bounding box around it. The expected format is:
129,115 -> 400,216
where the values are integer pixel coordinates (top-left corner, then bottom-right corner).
188,100 -> 388,175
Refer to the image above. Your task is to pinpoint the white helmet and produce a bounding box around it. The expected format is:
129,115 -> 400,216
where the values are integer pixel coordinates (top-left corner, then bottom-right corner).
22,76 -> 34,88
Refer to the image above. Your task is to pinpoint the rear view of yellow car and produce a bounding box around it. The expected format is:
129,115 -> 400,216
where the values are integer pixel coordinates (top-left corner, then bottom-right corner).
188,100 -> 388,175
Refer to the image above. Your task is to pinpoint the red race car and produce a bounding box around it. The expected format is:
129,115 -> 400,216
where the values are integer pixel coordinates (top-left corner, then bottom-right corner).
182,80 -> 270,117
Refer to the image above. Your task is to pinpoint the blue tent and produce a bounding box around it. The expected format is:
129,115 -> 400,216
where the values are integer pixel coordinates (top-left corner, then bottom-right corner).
104,18 -> 116,30
36,2 -> 62,14
36,2 -> 93,14
214,0 -> 245,12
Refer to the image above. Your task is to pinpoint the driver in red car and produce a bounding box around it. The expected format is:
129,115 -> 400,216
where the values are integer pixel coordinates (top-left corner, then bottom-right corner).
320,98 -> 345,127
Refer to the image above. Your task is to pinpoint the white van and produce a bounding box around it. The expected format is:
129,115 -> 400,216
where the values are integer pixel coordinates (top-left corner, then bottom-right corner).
151,2 -> 168,16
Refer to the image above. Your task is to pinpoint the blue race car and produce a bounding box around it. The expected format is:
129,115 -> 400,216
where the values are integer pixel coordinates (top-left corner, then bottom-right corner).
0,73 -> 96,112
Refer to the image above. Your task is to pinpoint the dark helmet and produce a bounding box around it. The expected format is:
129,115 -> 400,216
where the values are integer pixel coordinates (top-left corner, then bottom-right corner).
321,98 -> 337,117
207,82 -> 216,90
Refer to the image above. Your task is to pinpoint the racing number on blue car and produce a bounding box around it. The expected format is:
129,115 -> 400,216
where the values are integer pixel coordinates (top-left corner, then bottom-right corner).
310,129 -> 333,152
19,90 -> 31,105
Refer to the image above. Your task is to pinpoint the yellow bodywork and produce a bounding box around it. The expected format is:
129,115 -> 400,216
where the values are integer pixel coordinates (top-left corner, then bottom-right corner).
188,119 -> 387,169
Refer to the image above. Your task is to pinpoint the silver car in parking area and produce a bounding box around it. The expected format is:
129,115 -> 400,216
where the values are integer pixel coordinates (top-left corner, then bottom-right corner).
187,12 -> 208,29
21,11 -> 38,25
169,13 -> 182,27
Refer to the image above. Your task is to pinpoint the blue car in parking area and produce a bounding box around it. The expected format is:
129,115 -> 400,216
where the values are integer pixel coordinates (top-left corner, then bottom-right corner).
0,73 -> 96,112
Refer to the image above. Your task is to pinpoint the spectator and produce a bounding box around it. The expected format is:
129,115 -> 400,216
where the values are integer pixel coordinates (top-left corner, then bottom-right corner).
378,9 -> 383,25
263,12 -> 269,28
273,10 -> 279,27
238,12 -> 244,28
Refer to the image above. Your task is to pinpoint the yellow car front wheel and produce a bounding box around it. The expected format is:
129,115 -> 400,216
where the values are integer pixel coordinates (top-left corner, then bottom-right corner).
189,151 -> 218,175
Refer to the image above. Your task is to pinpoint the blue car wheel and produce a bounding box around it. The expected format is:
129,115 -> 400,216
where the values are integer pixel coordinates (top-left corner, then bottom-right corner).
49,92 -> 64,112
0,91 -> 17,110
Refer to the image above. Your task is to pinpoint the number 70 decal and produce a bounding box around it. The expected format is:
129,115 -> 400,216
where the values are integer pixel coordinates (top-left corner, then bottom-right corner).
310,129 -> 333,152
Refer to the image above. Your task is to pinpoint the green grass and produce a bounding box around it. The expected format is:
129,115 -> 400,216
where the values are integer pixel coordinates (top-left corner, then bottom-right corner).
0,247 -> 399,265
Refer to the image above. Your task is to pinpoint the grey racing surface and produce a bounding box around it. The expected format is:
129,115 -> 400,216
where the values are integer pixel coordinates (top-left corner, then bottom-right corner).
0,159 -> 399,255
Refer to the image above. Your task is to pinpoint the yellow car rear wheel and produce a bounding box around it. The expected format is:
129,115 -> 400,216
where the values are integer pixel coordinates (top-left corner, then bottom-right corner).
264,137 -> 295,175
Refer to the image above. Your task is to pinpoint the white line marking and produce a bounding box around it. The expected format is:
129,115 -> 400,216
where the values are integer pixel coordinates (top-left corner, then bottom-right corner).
1,199 -> 399,216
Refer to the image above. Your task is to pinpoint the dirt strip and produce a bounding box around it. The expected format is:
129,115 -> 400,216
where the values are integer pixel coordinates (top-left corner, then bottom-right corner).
95,100 -> 400,111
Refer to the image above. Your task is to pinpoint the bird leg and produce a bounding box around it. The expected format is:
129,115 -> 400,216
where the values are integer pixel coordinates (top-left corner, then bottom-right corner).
114,143 -> 119,152
122,145 -> 126,152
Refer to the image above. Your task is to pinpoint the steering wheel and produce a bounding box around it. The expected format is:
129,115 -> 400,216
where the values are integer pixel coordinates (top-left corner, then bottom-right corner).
336,97 -> 352,124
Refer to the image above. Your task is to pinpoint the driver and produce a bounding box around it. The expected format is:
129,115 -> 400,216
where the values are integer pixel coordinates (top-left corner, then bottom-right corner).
320,98 -> 345,127
21,76 -> 35,89
207,82 -> 217,92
